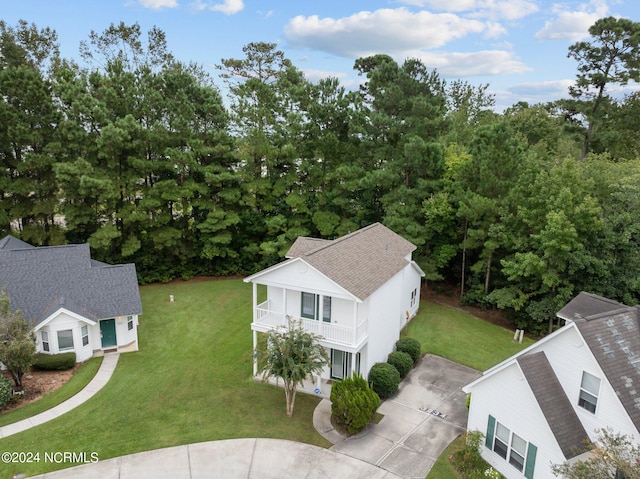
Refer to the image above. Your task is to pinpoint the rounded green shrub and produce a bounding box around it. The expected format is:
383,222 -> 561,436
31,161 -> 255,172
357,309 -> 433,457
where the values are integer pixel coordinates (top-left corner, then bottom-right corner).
330,374 -> 380,434
0,375 -> 12,409
387,351 -> 413,378
32,352 -> 76,371
368,362 -> 400,399
395,337 -> 421,364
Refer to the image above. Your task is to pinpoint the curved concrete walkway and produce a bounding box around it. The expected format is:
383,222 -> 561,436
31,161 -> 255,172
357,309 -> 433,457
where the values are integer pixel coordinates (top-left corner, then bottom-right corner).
31,438 -> 402,479
0,352 -> 119,439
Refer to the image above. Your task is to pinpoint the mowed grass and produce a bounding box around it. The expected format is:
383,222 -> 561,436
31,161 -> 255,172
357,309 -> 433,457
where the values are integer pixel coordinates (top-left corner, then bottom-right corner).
407,302 -> 535,371
0,279 -> 330,478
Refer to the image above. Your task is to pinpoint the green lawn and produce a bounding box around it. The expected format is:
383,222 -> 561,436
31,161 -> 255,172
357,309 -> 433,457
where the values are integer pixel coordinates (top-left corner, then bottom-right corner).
0,279 -> 330,478
407,302 -> 534,371
0,358 -> 102,428
0,280 -> 535,478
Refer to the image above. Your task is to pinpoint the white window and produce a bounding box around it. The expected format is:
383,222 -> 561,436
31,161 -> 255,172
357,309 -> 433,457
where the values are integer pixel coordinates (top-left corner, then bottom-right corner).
127,315 -> 134,331
41,331 -> 50,352
57,329 -> 74,351
410,288 -> 417,307
81,325 -> 89,346
487,416 -> 537,478
578,371 -> 601,413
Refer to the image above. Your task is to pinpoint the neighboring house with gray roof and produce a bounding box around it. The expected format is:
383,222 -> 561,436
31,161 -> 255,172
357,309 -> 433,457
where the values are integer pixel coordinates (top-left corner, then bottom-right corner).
463,291 -> 640,479
0,236 -> 143,362
244,223 -> 424,396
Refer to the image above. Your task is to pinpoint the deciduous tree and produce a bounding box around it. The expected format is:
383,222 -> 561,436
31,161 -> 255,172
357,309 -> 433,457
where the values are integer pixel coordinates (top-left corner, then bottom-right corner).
0,291 -> 35,388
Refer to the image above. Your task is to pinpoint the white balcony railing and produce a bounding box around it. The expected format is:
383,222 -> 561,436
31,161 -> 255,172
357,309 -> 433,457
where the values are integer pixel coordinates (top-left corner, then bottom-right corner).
254,301 -> 367,347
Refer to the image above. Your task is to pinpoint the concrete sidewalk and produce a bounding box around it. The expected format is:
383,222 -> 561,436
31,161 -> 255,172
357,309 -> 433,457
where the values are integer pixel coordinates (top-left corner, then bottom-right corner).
0,353 -> 119,439
31,438 -> 402,479
314,354 -> 481,479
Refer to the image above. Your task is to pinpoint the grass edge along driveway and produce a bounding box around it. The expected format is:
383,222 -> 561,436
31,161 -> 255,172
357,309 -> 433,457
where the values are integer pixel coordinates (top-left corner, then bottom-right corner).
0,279 -> 533,478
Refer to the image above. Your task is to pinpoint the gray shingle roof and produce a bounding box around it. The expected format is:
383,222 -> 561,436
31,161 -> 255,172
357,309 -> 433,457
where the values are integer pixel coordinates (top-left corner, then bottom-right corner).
517,351 -> 591,458
269,223 -> 420,301
574,306 -> 640,433
557,292 -> 626,321
0,236 -> 142,326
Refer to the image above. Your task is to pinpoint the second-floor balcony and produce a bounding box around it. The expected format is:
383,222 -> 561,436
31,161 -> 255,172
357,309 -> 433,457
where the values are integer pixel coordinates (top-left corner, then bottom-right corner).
253,300 -> 367,348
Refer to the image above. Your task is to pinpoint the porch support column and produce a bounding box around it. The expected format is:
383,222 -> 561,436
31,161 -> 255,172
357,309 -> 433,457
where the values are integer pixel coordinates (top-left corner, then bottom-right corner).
252,282 -> 257,323
282,288 -> 287,319
252,330 -> 258,376
353,301 -> 358,344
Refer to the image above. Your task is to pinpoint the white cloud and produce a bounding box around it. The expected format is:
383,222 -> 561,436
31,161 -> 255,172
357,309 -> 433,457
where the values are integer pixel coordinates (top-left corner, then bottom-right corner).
415,49 -> 531,76
285,8 -> 488,58
190,0 -> 244,15
139,0 -> 178,8
535,0 -> 609,41
302,68 -> 348,83
397,0 -> 539,20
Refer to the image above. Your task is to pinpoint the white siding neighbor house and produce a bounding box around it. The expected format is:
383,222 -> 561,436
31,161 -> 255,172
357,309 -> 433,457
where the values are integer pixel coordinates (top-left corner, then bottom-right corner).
463,292 -> 640,479
0,235 -> 143,362
244,223 -> 424,396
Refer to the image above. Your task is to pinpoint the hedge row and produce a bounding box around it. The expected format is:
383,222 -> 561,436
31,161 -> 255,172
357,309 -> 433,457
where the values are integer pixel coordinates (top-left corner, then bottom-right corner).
32,352 -> 76,371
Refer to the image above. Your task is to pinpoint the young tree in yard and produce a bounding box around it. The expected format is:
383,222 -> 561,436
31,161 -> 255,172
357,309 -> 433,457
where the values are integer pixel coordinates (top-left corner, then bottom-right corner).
255,319 -> 328,417
552,428 -> 640,479
0,291 -> 35,388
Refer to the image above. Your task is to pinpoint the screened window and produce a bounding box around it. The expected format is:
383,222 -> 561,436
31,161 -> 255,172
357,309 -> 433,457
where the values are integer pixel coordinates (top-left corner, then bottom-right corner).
57,330 -> 74,351
578,371 -> 601,414
493,422 -> 509,459
127,315 -> 134,331
41,331 -> 50,352
81,325 -> 89,346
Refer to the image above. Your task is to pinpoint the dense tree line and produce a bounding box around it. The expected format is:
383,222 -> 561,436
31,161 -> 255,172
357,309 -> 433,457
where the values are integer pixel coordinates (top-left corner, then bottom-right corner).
1,17 -> 640,334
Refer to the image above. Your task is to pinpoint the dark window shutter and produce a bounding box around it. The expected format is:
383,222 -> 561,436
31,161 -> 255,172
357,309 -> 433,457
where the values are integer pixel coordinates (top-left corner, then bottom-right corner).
524,442 -> 537,479
485,415 -> 496,449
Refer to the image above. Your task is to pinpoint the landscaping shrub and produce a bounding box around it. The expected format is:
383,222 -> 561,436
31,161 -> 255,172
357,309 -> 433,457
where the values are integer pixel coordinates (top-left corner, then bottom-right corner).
396,337 -> 421,364
330,374 -> 380,434
387,351 -> 413,378
451,431 -> 501,479
32,352 -> 76,371
368,362 -> 400,399
0,375 -> 12,408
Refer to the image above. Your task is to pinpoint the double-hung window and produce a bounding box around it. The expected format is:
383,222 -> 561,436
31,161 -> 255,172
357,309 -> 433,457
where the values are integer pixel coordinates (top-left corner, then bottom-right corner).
410,288 -> 417,308
486,416 -> 537,478
300,293 -> 331,322
81,325 -> 89,346
127,315 -> 134,331
578,371 -> 601,413
41,331 -> 50,352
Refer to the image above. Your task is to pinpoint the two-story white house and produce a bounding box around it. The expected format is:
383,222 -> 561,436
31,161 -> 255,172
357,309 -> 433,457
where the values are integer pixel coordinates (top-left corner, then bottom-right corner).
244,222 -> 424,396
463,292 -> 640,479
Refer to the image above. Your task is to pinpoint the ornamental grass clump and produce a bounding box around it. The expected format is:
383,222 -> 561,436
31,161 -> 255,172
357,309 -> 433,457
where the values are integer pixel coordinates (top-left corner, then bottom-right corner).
368,362 -> 400,399
330,374 -> 380,434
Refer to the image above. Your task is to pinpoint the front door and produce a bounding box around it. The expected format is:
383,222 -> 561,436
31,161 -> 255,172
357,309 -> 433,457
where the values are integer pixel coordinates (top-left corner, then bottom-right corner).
100,319 -> 117,348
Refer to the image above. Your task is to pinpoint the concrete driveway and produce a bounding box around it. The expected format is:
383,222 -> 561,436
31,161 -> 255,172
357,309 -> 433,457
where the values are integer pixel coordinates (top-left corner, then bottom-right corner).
314,354 -> 481,479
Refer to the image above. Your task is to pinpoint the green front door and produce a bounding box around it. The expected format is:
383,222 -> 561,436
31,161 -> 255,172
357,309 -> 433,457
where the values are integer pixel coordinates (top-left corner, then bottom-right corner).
100,319 -> 117,348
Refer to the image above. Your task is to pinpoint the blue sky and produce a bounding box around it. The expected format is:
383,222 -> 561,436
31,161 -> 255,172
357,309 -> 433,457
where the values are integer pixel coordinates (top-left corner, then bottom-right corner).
1,0 -> 638,110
